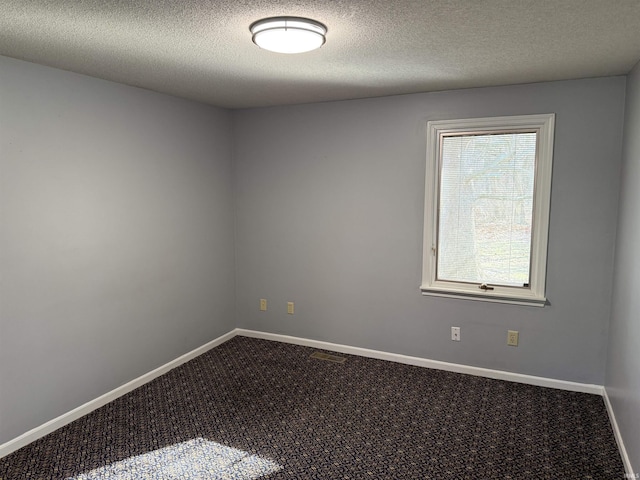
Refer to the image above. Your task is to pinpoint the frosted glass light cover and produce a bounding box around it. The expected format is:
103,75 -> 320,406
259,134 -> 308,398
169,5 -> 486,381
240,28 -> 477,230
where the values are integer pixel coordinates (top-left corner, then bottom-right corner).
251,17 -> 326,54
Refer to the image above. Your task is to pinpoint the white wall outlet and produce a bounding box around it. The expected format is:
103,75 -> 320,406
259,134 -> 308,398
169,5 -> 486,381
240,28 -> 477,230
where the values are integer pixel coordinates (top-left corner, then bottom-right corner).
451,326 -> 461,341
287,302 -> 294,315
507,330 -> 519,346
260,299 -> 267,311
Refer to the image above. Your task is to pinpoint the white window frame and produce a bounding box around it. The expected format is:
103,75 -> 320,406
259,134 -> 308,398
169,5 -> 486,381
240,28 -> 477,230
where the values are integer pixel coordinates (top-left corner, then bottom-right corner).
421,114 -> 555,307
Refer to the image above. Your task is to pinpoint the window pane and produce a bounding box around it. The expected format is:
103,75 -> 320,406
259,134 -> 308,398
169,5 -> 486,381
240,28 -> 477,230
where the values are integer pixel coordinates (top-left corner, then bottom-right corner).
437,132 -> 536,287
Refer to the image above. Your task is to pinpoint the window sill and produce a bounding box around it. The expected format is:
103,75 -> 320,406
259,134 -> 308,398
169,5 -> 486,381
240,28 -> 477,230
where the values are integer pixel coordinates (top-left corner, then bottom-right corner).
420,286 -> 547,307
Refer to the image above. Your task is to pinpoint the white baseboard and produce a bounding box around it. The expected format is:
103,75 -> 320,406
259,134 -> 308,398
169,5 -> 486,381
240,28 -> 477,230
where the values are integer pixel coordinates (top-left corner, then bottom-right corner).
603,388 -> 635,476
235,329 -> 604,395
0,327 -> 610,462
0,329 -> 237,459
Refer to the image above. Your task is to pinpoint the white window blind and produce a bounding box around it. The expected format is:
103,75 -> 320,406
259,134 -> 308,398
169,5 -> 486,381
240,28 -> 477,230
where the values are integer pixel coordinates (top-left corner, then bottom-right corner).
437,132 -> 536,287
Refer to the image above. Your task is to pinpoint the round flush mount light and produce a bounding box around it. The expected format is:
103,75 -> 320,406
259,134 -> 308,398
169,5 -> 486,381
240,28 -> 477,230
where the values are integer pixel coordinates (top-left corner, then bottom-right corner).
250,17 -> 327,54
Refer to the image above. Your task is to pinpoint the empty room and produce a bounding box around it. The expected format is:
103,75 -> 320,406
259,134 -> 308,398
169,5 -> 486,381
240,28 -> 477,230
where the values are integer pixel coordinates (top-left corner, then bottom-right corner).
1,0 -> 639,478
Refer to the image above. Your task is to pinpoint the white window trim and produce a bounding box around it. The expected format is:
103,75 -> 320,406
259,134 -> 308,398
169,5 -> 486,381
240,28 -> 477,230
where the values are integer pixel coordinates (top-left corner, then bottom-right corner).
421,114 -> 555,307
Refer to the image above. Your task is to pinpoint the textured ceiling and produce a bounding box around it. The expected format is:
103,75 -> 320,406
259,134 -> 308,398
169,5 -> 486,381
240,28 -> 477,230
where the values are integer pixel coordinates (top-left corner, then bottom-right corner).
1,1 -> 640,109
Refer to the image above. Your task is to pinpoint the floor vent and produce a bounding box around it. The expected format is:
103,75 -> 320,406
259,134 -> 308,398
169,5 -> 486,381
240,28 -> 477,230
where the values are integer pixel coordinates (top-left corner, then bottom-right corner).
310,351 -> 346,364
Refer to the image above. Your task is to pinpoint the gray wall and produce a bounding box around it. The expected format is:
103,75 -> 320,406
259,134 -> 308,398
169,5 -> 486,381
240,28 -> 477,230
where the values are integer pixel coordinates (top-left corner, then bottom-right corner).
0,56 -> 236,445
0,54 -> 630,450
606,60 -> 640,473
234,77 -> 625,385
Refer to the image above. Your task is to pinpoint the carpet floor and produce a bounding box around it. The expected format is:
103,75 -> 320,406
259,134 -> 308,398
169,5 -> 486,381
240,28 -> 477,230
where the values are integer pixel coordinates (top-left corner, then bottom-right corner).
0,336 -> 625,479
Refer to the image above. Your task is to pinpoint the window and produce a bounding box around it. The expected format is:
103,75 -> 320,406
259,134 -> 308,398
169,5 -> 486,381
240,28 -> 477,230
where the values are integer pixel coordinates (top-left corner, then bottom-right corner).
421,114 -> 555,306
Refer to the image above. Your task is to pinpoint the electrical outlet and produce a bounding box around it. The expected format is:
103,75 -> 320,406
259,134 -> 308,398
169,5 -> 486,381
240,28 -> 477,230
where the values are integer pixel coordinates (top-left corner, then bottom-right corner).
507,330 -> 519,346
287,302 -> 294,315
451,326 -> 461,341
260,299 -> 267,311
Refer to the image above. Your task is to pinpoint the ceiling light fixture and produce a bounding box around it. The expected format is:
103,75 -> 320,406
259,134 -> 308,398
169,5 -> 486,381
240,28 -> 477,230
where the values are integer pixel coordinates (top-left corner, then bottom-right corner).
250,17 -> 327,54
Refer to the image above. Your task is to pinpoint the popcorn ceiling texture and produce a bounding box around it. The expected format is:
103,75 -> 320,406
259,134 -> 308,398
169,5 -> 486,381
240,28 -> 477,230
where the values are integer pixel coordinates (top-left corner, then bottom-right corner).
0,0 -> 639,108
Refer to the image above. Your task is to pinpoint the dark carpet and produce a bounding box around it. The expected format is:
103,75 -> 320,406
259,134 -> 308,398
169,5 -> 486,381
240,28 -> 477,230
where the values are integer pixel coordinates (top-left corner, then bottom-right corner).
0,336 -> 625,479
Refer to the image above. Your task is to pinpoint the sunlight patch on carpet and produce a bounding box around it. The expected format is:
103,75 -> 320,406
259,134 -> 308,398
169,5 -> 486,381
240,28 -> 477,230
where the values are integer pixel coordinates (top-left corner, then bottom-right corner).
67,438 -> 283,480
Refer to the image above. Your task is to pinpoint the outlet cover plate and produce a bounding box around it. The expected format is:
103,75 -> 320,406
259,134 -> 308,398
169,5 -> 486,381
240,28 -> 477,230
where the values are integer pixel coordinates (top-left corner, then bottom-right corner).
451,326 -> 461,341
